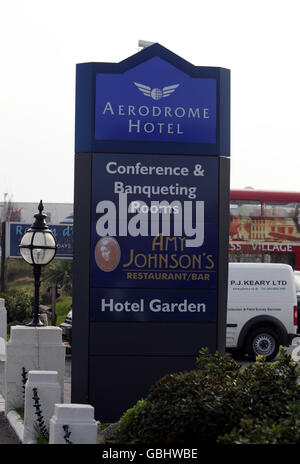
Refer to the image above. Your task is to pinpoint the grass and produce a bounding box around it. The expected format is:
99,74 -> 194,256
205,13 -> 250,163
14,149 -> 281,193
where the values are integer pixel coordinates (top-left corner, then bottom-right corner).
100,422 -> 112,431
55,297 -> 72,326
15,408 -> 48,444
15,408 -> 24,421
6,277 -> 33,293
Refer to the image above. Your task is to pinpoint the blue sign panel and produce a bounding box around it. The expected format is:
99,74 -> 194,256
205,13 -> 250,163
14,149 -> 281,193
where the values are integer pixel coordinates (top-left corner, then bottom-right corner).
75,43 -> 230,156
90,288 -> 217,323
90,153 -> 219,321
8,223 -> 73,259
95,57 -> 216,144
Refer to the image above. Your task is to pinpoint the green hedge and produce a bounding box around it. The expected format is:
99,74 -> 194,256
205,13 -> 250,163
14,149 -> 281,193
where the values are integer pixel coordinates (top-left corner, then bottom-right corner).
0,290 -> 33,325
219,404 -> 300,444
118,348 -> 300,444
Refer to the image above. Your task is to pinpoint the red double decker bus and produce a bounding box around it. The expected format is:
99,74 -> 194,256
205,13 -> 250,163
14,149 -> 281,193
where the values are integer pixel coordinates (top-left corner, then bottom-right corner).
229,189 -> 300,270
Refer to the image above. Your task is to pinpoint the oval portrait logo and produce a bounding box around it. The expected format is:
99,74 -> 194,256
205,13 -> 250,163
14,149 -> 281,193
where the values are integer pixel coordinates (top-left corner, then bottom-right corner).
95,237 -> 121,272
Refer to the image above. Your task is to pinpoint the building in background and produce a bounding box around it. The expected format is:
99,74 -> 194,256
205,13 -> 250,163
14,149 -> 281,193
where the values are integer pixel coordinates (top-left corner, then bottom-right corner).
0,201 -> 73,224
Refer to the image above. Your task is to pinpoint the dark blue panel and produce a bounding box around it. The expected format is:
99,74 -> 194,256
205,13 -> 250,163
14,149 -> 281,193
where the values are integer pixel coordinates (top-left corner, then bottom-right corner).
90,287 -> 217,323
95,57 -> 216,144
90,153 -> 218,289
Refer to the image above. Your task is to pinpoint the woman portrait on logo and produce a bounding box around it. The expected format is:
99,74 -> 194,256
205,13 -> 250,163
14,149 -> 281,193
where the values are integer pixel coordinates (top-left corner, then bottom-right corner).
95,236 -> 121,272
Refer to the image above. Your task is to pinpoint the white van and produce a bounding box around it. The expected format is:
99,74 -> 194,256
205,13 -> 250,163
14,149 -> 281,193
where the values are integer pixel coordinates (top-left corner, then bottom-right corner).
226,263 -> 298,360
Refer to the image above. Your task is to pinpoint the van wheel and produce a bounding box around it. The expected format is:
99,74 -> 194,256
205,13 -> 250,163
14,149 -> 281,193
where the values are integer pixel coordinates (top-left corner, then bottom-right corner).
246,327 -> 279,361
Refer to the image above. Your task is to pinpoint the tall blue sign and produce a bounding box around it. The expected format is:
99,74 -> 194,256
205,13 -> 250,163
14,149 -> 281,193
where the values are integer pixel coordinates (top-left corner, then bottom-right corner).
75,44 -> 229,155
73,43 -> 230,421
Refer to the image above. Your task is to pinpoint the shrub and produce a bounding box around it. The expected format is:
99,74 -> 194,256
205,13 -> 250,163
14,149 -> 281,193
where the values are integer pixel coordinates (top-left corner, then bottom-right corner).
232,350 -> 300,422
218,403 -> 300,444
118,400 -> 147,443
118,348 -> 300,444
44,260 -> 72,295
119,351 -> 243,444
4,290 -> 33,324
195,347 -> 242,377
6,259 -> 32,282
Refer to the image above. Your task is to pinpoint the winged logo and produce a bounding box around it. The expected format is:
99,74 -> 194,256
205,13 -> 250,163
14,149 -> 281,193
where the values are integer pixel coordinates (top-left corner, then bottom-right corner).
133,82 -> 180,100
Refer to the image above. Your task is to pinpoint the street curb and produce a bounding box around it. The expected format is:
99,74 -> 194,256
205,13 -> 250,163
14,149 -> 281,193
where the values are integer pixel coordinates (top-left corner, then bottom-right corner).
6,410 -> 26,443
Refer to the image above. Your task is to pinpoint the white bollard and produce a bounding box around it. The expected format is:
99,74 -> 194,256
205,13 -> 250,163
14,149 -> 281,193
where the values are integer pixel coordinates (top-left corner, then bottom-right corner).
0,299 -> 6,395
49,404 -> 98,444
0,298 -> 7,341
5,326 -> 65,413
291,344 -> 300,362
23,371 -> 61,444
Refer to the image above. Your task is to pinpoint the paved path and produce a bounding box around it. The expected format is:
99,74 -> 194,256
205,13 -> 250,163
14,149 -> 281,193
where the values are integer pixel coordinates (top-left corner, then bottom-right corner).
0,412 -> 20,444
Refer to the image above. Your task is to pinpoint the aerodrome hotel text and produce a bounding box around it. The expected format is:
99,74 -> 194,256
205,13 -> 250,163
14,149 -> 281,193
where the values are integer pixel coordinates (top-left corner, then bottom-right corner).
101,102 -> 211,135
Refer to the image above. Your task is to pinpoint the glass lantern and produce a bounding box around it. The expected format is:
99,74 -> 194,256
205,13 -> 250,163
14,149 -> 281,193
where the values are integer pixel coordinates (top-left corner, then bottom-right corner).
19,201 -> 57,266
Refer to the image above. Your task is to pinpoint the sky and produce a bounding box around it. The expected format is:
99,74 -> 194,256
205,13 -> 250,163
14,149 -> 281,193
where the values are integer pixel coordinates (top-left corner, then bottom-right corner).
1,0 -> 300,204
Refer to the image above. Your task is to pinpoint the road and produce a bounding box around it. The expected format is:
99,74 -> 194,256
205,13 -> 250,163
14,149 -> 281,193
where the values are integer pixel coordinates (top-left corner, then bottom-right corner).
64,354 -> 71,403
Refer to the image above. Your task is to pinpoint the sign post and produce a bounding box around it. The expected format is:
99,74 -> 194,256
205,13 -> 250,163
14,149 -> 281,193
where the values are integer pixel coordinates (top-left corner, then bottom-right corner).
72,43 -> 230,421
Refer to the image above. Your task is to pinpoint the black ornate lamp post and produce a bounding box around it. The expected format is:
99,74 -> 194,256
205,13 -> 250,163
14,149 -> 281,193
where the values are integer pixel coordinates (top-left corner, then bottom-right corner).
19,200 -> 57,326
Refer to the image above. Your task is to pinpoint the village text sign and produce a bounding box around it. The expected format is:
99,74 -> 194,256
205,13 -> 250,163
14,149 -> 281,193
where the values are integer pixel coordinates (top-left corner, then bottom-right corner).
72,44 -> 230,421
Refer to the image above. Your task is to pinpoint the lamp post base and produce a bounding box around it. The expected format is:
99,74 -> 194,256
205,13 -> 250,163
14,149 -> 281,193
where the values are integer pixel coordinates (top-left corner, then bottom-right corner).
26,319 -> 44,327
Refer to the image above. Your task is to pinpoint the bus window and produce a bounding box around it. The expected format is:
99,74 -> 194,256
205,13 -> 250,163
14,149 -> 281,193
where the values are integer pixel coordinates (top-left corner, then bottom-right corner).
267,253 -> 296,267
230,201 -> 261,217
229,253 -> 263,263
263,202 -> 297,218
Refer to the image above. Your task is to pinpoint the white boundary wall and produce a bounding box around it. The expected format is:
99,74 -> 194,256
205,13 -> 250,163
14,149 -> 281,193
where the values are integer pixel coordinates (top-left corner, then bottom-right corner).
5,326 -> 65,413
